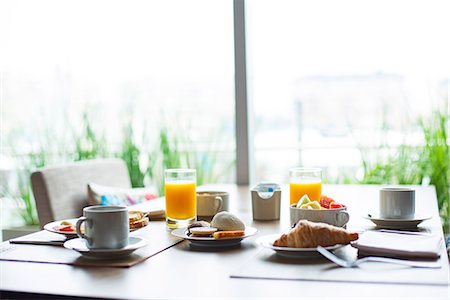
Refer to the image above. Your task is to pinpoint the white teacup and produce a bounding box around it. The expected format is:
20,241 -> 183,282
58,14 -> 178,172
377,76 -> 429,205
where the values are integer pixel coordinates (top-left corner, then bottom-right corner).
290,204 -> 349,227
380,188 -> 415,219
197,191 -> 229,217
76,205 -> 129,249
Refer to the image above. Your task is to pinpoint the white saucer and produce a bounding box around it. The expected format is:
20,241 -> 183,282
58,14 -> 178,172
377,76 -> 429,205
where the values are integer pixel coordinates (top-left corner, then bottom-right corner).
364,213 -> 432,229
256,234 -> 344,259
64,237 -> 147,259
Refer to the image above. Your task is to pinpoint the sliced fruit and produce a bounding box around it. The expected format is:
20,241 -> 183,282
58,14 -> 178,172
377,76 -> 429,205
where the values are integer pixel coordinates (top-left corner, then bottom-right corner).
300,201 -> 321,210
330,202 -> 344,209
320,195 -> 335,209
300,203 -> 311,209
296,194 -> 311,207
308,201 -> 322,210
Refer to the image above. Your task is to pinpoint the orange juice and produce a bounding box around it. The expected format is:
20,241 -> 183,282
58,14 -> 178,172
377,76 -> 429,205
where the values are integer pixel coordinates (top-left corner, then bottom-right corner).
165,181 -> 197,220
290,180 -> 322,205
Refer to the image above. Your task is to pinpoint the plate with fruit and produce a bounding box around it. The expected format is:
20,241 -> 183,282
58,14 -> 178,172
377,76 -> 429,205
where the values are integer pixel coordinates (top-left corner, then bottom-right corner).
171,211 -> 258,248
290,195 -> 349,228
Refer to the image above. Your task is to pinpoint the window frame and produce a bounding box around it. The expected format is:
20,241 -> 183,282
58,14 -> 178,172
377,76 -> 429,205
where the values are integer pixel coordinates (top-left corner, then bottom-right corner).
233,0 -> 253,185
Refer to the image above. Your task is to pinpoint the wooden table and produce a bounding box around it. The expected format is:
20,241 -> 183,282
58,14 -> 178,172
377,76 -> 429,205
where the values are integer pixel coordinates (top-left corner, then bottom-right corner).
1,184 -> 449,299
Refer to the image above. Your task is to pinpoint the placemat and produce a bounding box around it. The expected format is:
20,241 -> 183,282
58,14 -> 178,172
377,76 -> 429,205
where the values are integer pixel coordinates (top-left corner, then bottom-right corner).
230,245 -> 450,286
0,222 -> 182,268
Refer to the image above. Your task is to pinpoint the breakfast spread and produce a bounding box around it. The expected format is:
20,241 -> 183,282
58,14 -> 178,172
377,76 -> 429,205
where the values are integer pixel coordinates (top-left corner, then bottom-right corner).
296,195 -> 344,209
187,211 -> 246,239
273,220 -> 358,248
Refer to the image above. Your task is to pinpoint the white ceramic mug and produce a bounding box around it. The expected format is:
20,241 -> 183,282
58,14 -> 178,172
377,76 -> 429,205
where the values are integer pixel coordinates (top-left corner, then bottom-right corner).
380,188 -> 415,219
290,204 -> 349,227
196,191 -> 228,217
76,205 -> 129,249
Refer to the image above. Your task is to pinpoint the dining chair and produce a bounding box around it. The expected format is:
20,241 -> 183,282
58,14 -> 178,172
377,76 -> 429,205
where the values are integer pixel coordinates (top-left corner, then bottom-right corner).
31,158 -> 131,228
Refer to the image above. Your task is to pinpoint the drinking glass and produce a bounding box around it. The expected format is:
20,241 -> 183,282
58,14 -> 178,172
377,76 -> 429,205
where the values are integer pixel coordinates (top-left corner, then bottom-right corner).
164,169 -> 197,229
289,168 -> 322,205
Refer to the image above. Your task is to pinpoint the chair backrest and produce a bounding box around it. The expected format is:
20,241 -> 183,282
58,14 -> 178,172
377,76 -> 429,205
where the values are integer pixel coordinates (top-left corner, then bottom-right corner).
31,158 -> 131,228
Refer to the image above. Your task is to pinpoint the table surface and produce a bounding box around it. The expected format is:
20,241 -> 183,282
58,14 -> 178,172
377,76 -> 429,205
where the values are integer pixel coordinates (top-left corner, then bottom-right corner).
1,184 -> 449,299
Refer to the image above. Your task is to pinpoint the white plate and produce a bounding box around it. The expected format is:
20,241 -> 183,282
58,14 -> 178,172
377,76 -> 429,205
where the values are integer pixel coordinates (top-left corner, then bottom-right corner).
364,213 -> 432,229
64,236 -> 147,260
44,218 -> 147,237
256,234 -> 344,259
171,226 -> 258,248
44,219 -> 80,237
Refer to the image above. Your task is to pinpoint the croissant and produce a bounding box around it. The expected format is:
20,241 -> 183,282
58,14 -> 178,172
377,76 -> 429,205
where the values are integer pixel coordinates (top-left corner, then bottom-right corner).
273,220 -> 358,248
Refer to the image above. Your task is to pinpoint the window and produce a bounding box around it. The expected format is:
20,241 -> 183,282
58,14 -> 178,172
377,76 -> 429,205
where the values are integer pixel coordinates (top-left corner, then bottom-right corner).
1,0 -> 236,194
246,0 -> 450,183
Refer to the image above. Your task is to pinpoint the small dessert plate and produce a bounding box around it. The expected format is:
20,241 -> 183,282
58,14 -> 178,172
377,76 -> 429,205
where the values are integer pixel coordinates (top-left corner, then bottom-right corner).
64,236 -> 147,259
171,226 -> 257,248
256,234 -> 344,259
364,213 -> 432,230
44,219 -> 80,238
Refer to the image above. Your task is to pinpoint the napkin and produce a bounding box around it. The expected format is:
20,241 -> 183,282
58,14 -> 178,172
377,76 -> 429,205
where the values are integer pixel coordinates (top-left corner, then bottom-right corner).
352,230 -> 442,259
9,230 -> 68,246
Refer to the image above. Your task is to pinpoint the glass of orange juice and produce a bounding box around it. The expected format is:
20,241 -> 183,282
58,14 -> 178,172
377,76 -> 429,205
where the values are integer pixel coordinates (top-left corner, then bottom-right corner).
289,168 -> 322,205
164,169 -> 197,229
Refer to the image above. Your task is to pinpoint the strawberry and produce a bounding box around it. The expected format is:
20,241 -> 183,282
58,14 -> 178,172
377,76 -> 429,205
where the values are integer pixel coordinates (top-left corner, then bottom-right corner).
320,195 -> 335,209
329,202 -> 344,209
57,225 -> 75,232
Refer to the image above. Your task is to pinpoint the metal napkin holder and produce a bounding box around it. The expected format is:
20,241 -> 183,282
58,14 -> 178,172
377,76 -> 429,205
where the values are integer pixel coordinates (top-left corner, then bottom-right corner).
251,183 -> 281,221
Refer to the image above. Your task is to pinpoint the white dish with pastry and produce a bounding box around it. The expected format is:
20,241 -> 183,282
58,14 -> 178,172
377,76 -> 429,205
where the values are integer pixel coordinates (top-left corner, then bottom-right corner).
171,211 -> 258,248
256,220 -> 358,258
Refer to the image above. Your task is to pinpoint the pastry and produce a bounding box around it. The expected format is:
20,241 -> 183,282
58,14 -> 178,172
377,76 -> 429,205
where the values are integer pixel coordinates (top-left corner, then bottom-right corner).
129,211 -> 145,223
273,220 -> 358,248
213,230 -> 245,239
128,210 -> 149,230
211,211 -> 245,231
189,227 -> 218,236
129,217 -> 149,230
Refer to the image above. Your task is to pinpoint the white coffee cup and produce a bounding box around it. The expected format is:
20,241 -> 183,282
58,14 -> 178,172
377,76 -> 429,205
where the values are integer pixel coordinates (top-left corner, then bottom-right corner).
197,191 -> 229,217
76,205 -> 129,249
380,188 -> 415,219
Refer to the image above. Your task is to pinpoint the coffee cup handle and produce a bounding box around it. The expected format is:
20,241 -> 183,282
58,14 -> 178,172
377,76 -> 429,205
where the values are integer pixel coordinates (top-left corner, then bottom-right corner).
76,217 -> 87,239
214,196 -> 223,213
335,211 -> 350,227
